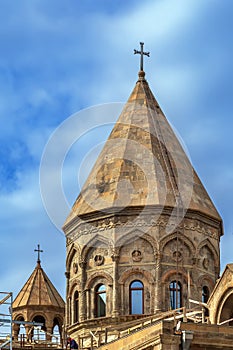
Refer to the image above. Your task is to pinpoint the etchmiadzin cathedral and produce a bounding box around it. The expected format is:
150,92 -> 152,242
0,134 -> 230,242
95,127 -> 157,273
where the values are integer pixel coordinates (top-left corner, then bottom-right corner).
5,44 -> 233,349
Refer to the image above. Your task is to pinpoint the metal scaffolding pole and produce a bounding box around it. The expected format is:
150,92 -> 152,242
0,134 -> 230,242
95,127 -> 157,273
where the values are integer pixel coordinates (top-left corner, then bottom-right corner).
0,292 -> 13,350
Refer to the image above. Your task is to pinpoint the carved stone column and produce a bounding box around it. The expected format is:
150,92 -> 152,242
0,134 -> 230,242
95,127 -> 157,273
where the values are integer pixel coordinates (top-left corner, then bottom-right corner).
111,252 -> 120,317
65,271 -> 70,326
79,261 -> 87,322
13,323 -> 19,341
120,283 -> 124,315
86,289 -> 90,319
155,252 -> 162,312
46,326 -> 53,341
25,325 -> 32,342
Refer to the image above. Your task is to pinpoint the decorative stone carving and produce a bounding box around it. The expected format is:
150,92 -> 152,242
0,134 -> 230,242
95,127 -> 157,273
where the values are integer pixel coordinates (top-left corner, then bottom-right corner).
94,255 -> 104,266
72,262 -> 78,274
203,258 -> 210,270
172,250 -> 182,262
67,213 -> 219,244
132,250 -> 143,262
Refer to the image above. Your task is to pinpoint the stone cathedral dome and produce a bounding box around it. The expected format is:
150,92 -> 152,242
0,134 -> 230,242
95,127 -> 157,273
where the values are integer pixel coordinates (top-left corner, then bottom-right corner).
63,47 -> 223,341
64,70 -> 222,226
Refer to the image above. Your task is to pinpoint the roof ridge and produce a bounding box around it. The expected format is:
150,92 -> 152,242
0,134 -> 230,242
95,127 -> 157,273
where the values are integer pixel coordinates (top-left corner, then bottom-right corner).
42,268 -> 64,306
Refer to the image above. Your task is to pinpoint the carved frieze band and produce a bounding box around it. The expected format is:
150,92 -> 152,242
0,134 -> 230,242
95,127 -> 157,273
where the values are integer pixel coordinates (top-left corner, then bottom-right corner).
67,215 -> 218,243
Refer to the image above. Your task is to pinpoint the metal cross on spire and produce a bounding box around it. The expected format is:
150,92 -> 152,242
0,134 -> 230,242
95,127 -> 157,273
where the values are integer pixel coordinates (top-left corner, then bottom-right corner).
134,42 -> 150,71
34,244 -> 43,264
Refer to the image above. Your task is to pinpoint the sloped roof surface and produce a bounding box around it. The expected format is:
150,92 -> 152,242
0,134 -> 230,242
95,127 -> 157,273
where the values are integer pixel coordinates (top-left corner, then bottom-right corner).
64,71 -> 222,229
13,261 -> 65,309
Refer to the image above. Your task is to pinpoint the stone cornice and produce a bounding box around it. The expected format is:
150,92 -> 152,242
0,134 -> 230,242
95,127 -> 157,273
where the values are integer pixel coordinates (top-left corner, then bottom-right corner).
65,206 -> 221,246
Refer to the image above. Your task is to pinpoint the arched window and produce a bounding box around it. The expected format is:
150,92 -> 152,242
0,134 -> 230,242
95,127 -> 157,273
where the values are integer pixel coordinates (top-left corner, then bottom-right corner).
169,281 -> 182,310
32,315 -> 46,341
202,286 -> 209,303
52,325 -> 60,344
130,280 -> 144,314
95,284 -> 106,317
52,318 -> 61,344
73,291 -> 79,323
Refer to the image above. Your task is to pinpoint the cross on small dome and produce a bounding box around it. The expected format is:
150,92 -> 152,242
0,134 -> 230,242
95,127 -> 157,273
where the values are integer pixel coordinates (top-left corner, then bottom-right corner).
34,244 -> 43,264
134,42 -> 150,72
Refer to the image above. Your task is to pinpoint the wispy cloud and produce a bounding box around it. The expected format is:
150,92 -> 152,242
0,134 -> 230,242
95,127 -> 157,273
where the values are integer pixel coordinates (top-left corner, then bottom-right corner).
0,0 -> 232,298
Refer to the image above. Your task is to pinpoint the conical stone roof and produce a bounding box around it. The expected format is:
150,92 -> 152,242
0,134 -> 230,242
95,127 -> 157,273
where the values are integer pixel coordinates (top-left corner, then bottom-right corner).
13,261 -> 65,309
64,70 -> 222,234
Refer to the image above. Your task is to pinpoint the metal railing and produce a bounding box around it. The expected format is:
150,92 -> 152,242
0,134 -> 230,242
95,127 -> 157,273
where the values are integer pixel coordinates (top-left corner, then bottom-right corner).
77,307 -> 206,349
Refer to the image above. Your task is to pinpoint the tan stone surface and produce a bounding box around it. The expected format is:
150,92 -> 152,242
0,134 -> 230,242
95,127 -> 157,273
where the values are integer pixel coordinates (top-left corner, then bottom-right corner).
13,261 -> 65,308
63,71 -> 223,344
64,72 -> 222,232
96,320 -> 233,350
12,261 -> 65,345
208,264 -> 233,324
97,320 -> 178,350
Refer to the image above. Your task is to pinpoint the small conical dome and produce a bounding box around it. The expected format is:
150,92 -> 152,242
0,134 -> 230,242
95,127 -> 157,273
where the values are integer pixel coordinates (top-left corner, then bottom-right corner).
13,261 -> 64,309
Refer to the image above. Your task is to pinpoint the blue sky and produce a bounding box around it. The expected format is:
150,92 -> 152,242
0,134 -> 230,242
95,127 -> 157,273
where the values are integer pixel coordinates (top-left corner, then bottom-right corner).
0,0 -> 233,301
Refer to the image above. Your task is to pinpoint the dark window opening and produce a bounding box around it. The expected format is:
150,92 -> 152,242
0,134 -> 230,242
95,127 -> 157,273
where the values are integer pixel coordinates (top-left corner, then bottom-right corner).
74,291 -> 79,323
202,286 -> 209,303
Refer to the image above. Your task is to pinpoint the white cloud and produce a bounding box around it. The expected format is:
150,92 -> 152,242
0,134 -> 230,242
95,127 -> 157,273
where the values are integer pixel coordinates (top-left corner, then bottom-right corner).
0,0 -> 232,299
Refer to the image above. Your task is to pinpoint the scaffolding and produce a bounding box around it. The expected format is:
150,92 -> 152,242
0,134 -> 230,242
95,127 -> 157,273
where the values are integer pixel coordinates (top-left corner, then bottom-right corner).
0,292 -> 13,350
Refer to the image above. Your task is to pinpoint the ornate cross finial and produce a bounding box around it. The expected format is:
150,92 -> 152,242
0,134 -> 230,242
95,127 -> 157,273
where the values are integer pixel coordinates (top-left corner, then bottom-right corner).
34,244 -> 43,264
134,42 -> 150,71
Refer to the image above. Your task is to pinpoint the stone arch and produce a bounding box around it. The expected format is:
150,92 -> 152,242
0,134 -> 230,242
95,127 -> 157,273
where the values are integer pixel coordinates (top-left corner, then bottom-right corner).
70,288 -> 80,325
85,271 -> 113,318
30,311 -> 48,322
117,231 -> 157,267
52,315 -> 63,329
29,314 -> 47,341
118,268 -> 155,315
197,275 -> 215,309
160,232 -> 196,256
14,313 -> 25,321
66,243 -> 80,272
81,234 -> 113,263
119,268 -> 155,285
196,239 -> 219,266
197,274 -> 215,290
162,269 -> 189,284
67,282 -> 81,326
52,316 -> 63,344
197,238 -> 218,260
13,314 -> 25,340
68,282 -> 81,324
162,269 -> 189,311
216,288 -> 233,325
116,230 -> 158,257
85,271 -> 113,290
69,281 -> 81,297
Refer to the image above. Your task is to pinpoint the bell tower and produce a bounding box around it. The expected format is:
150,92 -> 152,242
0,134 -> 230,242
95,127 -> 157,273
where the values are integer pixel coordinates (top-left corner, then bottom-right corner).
63,44 -> 223,339
12,245 -> 65,344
